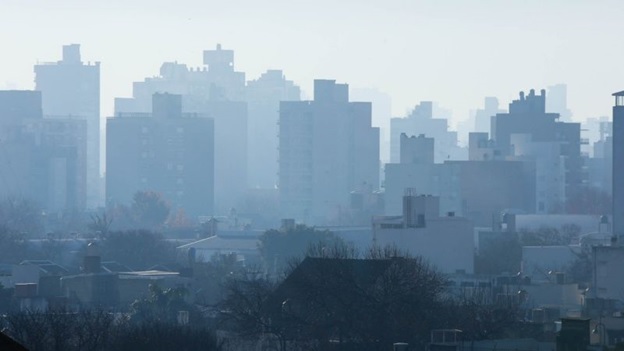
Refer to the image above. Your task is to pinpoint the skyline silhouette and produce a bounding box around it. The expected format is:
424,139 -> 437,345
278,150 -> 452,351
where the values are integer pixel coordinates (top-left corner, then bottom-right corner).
1,0 -> 623,125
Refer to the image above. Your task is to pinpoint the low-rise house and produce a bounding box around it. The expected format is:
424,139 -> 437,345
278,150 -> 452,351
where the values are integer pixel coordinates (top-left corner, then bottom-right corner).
373,192 -> 474,274
177,234 -> 261,266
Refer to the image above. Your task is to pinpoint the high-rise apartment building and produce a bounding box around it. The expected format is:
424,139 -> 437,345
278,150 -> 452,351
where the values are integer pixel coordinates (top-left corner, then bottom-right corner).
0,90 -> 87,214
390,101 -> 463,164
612,91 -> 624,242
114,45 -> 247,214
279,80 -> 380,224
474,97 -> 505,134
246,70 -> 300,188
106,93 -> 214,218
491,89 -> 583,212
34,44 -> 101,208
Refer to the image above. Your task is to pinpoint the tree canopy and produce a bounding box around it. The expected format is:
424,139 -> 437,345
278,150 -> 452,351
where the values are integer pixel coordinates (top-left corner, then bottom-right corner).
221,247 -> 451,350
98,229 -> 176,270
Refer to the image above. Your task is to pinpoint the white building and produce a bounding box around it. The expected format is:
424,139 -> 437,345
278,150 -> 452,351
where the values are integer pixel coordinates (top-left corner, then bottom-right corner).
593,246 -> 624,302
510,134 -> 566,213
279,80 -> 380,224
246,70 -> 300,189
372,193 -> 474,274
35,44 -> 101,208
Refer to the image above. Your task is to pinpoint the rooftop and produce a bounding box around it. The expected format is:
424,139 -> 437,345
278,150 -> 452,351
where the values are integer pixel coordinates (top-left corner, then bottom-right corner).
176,235 -> 259,251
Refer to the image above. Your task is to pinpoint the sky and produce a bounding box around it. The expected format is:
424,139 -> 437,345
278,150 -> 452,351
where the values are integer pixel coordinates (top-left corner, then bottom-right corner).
1,0 -> 624,129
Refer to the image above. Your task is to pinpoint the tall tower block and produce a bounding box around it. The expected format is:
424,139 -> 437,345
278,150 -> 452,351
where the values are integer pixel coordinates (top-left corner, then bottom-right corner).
612,91 -> 624,242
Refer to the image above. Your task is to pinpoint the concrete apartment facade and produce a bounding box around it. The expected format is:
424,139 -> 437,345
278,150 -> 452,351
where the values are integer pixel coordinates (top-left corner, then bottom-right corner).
0,90 -> 87,213
279,80 -> 380,224
106,93 -> 214,218
35,44 -> 101,208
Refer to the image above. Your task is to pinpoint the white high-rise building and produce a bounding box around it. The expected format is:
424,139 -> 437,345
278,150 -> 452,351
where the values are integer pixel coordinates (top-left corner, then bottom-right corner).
279,80 -> 380,224
35,44 -> 101,208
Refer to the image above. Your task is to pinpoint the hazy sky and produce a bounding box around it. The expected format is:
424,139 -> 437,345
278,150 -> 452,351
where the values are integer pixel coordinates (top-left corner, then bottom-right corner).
1,0 -> 624,127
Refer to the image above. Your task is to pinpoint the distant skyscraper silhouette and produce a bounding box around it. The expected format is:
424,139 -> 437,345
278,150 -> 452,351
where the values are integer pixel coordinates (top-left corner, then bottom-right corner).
0,90 -> 87,213
246,70 -> 300,189
491,89 -> 582,213
612,91 -> 624,242
474,97 -> 505,134
34,44 -> 101,208
390,101 -> 462,164
279,80 -> 380,224
107,93 -> 214,217
114,45 -> 247,214
546,84 -> 573,122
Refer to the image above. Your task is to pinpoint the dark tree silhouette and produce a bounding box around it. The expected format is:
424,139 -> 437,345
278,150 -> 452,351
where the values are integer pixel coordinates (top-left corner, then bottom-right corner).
0,224 -> 29,264
131,191 -> 170,230
88,213 -> 113,237
3,309 -> 219,351
99,230 -> 176,270
221,246 -> 447,350
0,198 -> 44,237
129,284 -> 200,325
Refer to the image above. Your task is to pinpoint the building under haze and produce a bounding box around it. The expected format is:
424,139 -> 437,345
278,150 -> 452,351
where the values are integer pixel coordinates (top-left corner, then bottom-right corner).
474,97 -> 505,134
546,84 -> 572,122
106,93 -> 214,218
0,90 -> 87,214
613,91 -> 624,242
390,101 -> 463,164
491,89 -> 583,213
114,45 -> 247,214
246,70 -> 301,189
582,118 -> 612,199
373,193 -> 474,274
34,44 -> 101,208
384,132 -> 535,226
279,80 -> 380,224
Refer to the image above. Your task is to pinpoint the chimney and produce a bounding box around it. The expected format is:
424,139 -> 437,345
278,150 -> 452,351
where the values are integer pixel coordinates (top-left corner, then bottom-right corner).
83,242 -> 101,273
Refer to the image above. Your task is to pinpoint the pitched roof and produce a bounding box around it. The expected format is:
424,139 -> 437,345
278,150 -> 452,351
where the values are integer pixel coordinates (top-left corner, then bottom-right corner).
177,235 -> 259,251
266,257 -> 398,309
19,260 -> 69,276
0,330 -> 29,351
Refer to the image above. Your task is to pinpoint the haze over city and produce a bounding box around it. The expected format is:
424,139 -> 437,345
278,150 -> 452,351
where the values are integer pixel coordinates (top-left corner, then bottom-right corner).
1,1 -> 624,350
2,0 -> 624,122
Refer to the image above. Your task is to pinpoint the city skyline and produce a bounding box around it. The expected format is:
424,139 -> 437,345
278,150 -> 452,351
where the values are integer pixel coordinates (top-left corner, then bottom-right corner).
1,0 -> 624,129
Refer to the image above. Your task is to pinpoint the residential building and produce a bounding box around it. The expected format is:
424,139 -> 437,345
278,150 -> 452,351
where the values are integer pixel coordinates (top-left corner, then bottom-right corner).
587,120 -> 612,194
114,45 -> 247,214
491,89 -> 583,209
613,91 -> 624,240
468,132 -> 503,161
279,79 -> 380,224
592,246 -> 624,302
0,90 -> 87,213
510,134 -> 566,213
400,133 -> 434,165
390,101 -> 463,163
246,70 -> 300,189
106,93 -> 214,218
385,135 -> 535,226
474,97 -> 505,134
35,44 -> 101,208
373,193 -> 474,274
546,84 -> 572,122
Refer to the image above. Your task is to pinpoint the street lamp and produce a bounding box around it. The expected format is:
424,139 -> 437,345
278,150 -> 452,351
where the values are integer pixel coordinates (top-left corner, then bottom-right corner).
592,322 -> 606,347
